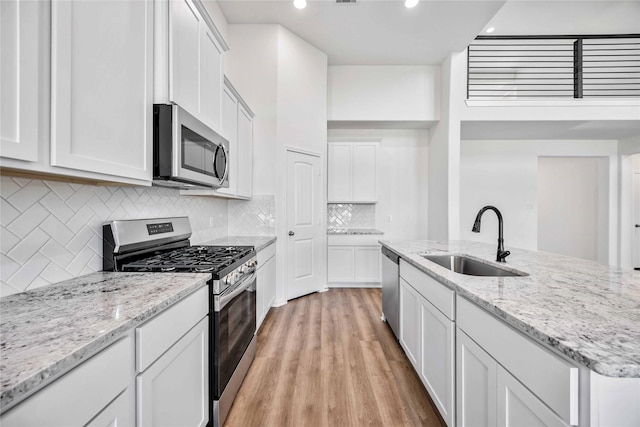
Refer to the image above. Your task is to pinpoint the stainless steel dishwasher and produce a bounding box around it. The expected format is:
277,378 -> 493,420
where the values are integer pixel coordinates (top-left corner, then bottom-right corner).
381,246 -> 400,339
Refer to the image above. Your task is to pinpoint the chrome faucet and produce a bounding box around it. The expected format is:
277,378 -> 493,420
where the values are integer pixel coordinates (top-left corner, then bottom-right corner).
472,206 -> 511,263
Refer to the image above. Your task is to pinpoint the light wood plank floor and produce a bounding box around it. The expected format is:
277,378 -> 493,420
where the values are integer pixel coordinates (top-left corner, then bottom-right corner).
224,288 -> 445,427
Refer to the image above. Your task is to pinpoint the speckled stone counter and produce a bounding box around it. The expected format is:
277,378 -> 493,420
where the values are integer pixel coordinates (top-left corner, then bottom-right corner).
202,236 -> 276,252
379,240 -> 640,378
327,228 -> 384,235
0,271 -> 210,412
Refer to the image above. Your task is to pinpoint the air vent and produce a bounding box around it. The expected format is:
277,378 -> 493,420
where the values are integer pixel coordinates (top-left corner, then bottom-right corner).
336,0 -> 357,4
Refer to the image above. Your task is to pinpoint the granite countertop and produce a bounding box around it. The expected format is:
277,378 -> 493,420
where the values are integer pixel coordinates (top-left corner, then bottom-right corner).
327,228 -> 384,235
202,236 -> 276,252
0,271 -> 210,412
379,240 -> 640,378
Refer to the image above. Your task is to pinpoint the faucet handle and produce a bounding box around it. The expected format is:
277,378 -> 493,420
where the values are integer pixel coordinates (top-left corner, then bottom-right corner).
498,250 -> 511,262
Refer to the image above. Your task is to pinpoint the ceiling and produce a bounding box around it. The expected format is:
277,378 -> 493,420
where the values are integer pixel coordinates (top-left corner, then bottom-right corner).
217,0 -> 640,65
461,120 -> 640,141
217,0 -> 506,65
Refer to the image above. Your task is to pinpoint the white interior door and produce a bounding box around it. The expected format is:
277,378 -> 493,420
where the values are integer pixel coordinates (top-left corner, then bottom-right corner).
286,149 -> 322,300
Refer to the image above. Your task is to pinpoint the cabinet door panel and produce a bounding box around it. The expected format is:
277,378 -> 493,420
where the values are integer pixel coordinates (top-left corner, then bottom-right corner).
264,255 -> 277,310
51,0 -> 151,180
328,143 -> 352,202
236,105 -> 253,198
85,388 -> 132,427
200,27 -> 222,131
420,298 -> 454,426
354,246 -> 381,282
457,328 -> 497,427
399,278 -> 420,370
352,144 -> 377,202
171,0 -> 200,115
328,246 -> 354,282
137,317 -> 208,427
0,0 -> 44,162
216,86 -> 238,195
497,366 -> 568,427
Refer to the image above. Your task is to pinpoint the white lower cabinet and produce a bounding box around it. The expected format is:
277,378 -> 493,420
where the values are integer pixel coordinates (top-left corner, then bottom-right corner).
328,235 -> 381,287
256,243 -> 276,330
497,365 -> 568,427
420,296 -> 455,427
457,329 -> 497,427
137,317 -> 208,427
0,334 -> 134,426
399,267 -> 455,427
86,388 -> 133,427
399,278 -> 421,371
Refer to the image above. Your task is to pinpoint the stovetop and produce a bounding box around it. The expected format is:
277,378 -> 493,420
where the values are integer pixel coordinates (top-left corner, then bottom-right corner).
122,246 -> 254,274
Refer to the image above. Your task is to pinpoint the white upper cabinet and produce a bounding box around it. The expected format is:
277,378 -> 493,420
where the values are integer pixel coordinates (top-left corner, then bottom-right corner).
182,77 -> 254,200
158,0 -> 225,133
0,0 -> 46,163
328,141 -> 378,203
50,0 -> 153,182
236,104 -> 253,198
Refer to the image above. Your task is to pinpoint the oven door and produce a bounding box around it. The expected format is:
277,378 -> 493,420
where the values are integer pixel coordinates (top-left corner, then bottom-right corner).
212,271 -> 256,398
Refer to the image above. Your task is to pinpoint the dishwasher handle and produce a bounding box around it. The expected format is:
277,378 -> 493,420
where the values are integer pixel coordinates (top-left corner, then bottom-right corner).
381,246 -> 400,265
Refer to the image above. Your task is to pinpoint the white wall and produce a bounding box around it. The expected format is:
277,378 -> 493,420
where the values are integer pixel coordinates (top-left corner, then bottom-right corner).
537,157 -> 606,262
226,24 -> 328,305
327,66 -> 440,122
328,129 -> 429,241
225,25 -> 279,195
459,140 -> 618,263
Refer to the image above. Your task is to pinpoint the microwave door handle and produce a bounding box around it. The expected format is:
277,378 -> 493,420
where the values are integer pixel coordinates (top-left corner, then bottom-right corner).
217,272 -> 256,311
220,144 -> 229,184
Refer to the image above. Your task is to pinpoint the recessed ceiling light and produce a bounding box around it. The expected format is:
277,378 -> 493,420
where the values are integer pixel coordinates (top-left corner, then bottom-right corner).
293,0 -> 307,9
405,0 -> 419,8
486,27 -> 496,34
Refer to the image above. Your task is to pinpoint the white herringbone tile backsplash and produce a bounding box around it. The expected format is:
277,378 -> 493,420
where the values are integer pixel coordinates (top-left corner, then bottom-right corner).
0,176 -> 228,297
228,195 -> 275,236
327,203 -> 376,229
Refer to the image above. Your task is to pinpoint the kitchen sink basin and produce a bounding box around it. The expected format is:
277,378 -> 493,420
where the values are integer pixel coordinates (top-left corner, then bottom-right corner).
421,255 -> 528,277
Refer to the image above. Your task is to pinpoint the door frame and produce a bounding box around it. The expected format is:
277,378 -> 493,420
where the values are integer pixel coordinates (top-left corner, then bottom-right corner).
282,146 -> 327,302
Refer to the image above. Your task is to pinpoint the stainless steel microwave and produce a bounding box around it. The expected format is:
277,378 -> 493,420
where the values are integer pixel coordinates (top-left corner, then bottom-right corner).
153,104 -> 229,189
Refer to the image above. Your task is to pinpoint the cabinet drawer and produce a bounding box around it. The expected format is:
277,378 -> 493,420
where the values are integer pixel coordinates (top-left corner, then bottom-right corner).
136,286 -> 208,372
1,335 -> 133,426
400,260 -> 455,320
257,243 -> 276,267
457,296 -> 579,425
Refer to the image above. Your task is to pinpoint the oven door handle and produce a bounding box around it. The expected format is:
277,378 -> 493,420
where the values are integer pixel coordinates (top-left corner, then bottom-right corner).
217,272 -> 256,311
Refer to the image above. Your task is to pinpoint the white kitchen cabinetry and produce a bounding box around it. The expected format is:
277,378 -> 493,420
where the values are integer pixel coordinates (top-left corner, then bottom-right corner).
327,235 -> 381,287
256,243 -> 276,330
399,260 -> 455,427
399,277 -> 421,370
50,0 -> 152,181
0,335 -> 134,426
457,329 -> 497,427
136,286 -> 209,427
328,142 -> 378,203
0,0 -> 46,163
457,295 -> 578,427
1,0 -> 153,186
162,0 -> 225,132
183,77 -> 254,200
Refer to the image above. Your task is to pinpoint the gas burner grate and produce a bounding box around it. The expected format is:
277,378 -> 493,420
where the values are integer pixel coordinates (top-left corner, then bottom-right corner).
122,245 -> 254,273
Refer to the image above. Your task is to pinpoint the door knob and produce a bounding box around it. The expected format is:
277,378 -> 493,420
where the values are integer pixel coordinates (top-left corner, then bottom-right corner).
636,224 -> 640,228
288,231 -> 295,236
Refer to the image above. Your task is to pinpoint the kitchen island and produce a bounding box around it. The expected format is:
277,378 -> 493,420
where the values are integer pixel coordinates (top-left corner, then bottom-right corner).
380,239 -> 640,427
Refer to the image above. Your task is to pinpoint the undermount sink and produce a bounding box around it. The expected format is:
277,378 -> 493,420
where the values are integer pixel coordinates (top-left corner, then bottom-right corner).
421,255 -> 528,277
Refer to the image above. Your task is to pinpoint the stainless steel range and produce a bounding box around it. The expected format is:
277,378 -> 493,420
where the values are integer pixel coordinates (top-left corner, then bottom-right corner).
103,216 -> 257,427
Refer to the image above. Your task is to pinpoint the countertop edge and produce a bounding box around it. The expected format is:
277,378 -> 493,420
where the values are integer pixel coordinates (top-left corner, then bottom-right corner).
0,274 -> 210,413
379,240 -> 640,378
